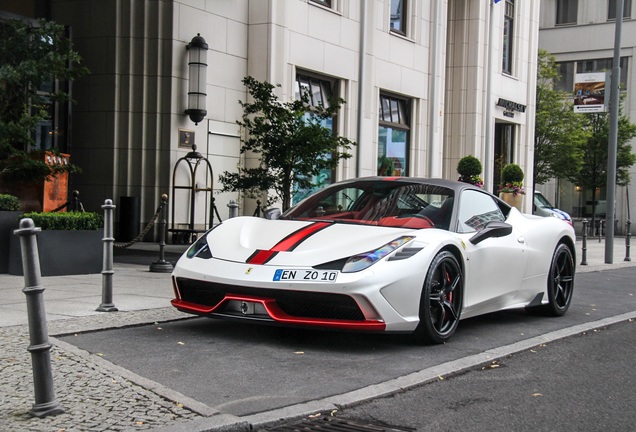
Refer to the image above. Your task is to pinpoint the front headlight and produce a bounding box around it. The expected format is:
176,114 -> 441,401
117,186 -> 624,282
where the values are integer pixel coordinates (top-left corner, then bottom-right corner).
342,236 -> 414,273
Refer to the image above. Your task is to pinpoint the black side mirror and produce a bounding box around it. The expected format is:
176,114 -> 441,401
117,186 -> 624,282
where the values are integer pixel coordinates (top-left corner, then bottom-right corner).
469,221 -> 513,245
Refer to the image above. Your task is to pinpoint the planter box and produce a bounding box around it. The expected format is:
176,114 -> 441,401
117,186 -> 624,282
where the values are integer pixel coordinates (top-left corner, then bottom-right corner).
499,192 -> 525,212
9,229 -> 103,276
0,211 -> 22,273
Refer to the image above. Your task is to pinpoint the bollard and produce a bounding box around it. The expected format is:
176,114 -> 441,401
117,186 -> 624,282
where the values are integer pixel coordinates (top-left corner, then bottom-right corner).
97,199 -> 118,312
599,219 -> 604,243
580,219 -> 588,266
14,218 -> 65,418
150,194 -> 174,273
228,199 -> 239,219
625,220 -> 632,262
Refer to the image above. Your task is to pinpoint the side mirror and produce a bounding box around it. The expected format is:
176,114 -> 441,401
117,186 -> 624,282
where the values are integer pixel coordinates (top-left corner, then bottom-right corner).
264,208 -> 281,220
469,221 -> 513,245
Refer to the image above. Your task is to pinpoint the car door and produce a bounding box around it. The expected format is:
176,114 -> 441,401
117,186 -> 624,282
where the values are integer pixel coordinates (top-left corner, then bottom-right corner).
455,190 -> 528,318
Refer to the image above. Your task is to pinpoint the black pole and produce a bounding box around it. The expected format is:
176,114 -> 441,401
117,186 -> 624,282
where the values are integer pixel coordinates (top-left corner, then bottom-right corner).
97,199 -> 118,312
150,194 -> 174,273
581,219 -> 588,266
14,218 -> 65,418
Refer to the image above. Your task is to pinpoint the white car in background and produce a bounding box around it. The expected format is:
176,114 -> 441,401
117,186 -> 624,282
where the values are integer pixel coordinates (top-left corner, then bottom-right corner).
534,191 -> 572,225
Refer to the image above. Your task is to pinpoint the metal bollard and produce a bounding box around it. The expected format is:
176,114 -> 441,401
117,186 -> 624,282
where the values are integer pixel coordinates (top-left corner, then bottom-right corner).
580,219 -> 588,266
625,220 -> 632,262
228,199 -> 239,219
150,194 -> 174,273
97,199 -> 118,312
14,218 -> 65,417
599,219 -> 604,243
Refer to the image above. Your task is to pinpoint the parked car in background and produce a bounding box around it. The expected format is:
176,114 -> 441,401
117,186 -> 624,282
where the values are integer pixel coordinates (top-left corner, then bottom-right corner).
534,191 -> 572,225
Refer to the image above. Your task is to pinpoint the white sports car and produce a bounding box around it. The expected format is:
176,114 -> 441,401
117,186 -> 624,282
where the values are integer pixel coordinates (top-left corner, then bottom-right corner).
171,177 -> 576,343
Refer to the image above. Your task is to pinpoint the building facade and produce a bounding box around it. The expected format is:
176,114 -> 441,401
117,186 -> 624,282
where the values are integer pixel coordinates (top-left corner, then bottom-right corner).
1,0 -> 540,240
539,0 -> 635,233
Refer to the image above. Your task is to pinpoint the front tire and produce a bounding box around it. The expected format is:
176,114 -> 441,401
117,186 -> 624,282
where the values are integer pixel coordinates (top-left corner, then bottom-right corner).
413,251 -> 463,344
539,243 -> 575,316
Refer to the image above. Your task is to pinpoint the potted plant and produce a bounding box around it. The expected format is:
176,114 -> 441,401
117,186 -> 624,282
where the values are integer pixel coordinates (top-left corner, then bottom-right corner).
0,194 -> 22,273
9,211 -> 104,276
457,155 -> 484,187
498,163 -> 525,211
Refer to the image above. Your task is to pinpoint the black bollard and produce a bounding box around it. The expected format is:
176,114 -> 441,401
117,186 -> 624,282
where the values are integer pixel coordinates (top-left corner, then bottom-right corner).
150,194 -> 174,273
625,220 -> 632,262
14,218 -> 65,418
580,219 -> 588,266
97,199 -> 118,312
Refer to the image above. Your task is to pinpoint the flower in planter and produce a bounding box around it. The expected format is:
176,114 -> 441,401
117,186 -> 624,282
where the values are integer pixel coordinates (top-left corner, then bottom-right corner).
498,164 -> 525,196
457,155 -> 484,188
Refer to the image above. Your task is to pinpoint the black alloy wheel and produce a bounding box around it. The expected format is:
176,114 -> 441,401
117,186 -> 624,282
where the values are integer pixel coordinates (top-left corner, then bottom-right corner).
541,243 -> 575,316
414,251 -> 463,344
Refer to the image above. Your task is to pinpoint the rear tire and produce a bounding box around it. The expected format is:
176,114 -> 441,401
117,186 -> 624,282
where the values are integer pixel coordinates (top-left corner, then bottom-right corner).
413,251 -> 463,344
533,243 -> 575,316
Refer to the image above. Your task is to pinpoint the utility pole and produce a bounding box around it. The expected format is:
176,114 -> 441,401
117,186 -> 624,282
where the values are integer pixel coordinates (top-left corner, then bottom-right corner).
606,0 -> 624,263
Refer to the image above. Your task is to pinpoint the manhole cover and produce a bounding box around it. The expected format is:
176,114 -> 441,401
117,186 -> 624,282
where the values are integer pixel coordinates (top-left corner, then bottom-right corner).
263,416 -> 415,432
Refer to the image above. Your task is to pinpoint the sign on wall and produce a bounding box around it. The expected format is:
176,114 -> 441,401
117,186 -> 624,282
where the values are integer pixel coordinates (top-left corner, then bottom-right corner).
573,73 -> 608,113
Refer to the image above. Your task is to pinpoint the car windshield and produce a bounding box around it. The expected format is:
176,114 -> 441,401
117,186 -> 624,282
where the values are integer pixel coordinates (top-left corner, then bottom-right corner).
534,192 -> 554,209
283,180 -> 455,230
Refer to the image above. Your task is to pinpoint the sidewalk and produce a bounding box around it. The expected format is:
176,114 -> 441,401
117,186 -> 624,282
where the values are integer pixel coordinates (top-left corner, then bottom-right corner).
0,238 -> 634,431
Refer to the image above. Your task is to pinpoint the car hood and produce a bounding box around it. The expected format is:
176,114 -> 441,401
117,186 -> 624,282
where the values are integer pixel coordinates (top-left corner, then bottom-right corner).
200,216 -> 422,266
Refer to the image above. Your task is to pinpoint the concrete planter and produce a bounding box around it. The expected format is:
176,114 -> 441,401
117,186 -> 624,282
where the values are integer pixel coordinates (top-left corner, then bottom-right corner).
499,192 -> 525,212
0,211 -> 22,273
9,229 -> 103,276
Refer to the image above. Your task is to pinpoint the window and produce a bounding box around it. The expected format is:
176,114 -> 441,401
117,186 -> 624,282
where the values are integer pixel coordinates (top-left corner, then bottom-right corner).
555,61 -> 575,92
502,0 -> 515,75
309,0 -> 332,8
556,0 -> 578,25
556,58 -> 629,93
577,57 -> 629,90
390,0 -> 406,35
378,94 -> 410,177
292,72 -> 339,204
457,190 -> 505,233
609,0 -> 632,19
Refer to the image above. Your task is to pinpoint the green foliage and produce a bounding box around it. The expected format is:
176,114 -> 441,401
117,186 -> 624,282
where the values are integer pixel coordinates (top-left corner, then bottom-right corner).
457,156 -> 482,177
575,101 -> 636,190
0,193 -> 20,211
0,19 -> 88,186
22,211 -> 103,230
219,76 -> 356,211
501,164 -> 524,184
534,50 -> 588,185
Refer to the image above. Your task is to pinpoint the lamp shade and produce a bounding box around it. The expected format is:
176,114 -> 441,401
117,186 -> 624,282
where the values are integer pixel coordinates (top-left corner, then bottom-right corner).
185,34 -> 208,124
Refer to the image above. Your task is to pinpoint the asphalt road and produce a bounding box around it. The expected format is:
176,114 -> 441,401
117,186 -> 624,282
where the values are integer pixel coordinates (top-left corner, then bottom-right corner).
59,267 -> 636,422
305,319 -> 636,432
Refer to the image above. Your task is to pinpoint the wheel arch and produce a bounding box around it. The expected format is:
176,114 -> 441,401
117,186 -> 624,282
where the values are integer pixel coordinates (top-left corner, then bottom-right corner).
558,235 -> 576,269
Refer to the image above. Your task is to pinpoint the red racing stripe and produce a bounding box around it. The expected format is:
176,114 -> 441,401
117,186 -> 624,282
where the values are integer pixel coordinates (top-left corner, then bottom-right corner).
246,222 -> 330,264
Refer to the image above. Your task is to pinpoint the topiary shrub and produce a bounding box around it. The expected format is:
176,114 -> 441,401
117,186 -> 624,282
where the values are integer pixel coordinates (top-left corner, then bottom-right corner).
501,164 -> 524,184
457,155 -> 483,187
0,194 -> 20,211
22,211 -> 103,230
499,164 -> 525,196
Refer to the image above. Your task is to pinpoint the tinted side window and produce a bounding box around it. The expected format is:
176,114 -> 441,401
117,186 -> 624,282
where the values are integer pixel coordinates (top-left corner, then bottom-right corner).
457,190 -> 505,233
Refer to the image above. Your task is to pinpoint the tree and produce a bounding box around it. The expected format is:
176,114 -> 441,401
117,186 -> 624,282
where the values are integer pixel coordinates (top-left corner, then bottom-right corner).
575,97 -> 636,220
0,19 -> 88,187
533,50 -> 588,185
220,76 -> 356,211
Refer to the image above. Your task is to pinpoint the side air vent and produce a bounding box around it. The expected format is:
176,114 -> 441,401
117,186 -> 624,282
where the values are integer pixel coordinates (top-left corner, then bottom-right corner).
387,247 -> 423,261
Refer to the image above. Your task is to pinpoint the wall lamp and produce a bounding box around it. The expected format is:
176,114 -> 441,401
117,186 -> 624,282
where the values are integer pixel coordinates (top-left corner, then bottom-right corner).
185,34 -> 208,125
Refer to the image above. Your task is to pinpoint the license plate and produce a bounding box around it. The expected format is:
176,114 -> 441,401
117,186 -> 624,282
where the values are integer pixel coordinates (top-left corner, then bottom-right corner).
273,269 -> 339,283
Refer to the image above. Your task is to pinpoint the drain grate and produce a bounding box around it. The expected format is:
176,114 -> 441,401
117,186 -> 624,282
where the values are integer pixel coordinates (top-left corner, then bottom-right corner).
263,416 -> 416,432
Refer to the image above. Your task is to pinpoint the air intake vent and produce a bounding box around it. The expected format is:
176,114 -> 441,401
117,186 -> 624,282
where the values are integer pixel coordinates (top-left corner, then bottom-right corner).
387,247 -> 423,261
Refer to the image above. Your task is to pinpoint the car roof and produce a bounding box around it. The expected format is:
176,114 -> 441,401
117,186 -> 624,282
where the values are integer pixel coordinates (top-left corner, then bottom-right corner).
336,176 -> 489,195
